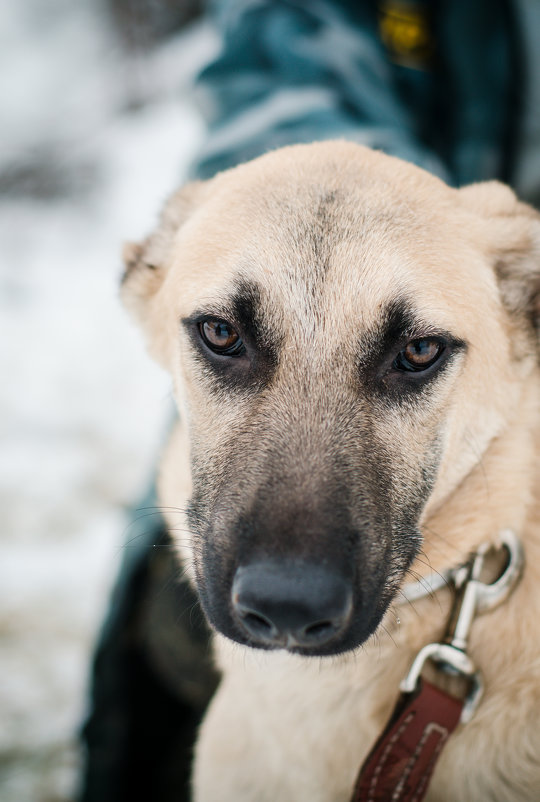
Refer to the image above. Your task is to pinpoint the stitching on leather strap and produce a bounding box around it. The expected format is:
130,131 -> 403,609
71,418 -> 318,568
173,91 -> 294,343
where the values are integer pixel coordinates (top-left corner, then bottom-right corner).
367,713 -> 415,802
393,722 -> 448,802
411,723 -> 450,802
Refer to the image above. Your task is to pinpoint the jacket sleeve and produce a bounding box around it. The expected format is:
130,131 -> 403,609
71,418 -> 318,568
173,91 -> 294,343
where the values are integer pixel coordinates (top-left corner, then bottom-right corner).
192,0 -> 449,180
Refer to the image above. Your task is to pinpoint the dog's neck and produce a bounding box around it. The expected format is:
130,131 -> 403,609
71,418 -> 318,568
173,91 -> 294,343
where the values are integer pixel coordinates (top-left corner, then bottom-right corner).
413,374 -> 540,582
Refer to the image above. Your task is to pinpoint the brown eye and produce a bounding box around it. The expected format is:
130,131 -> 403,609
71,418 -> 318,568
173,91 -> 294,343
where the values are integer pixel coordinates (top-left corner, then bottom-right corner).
394,338 -> 444,372
199,319 -> 245,356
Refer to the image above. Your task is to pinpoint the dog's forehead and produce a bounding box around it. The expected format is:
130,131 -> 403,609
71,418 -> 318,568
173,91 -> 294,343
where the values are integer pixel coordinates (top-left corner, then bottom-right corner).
172,151 -> 498,346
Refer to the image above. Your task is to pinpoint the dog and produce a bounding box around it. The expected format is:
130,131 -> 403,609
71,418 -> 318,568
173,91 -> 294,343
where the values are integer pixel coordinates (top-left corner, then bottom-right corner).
121,142 -> 540,801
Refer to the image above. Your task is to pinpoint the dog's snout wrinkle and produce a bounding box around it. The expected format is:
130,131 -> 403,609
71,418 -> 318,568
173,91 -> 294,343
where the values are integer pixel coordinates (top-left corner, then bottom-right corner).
231,561 -> 353,651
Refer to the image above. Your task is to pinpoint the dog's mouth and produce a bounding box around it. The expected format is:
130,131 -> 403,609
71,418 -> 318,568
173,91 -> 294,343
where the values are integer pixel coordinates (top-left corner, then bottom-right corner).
196,554 -> 404,658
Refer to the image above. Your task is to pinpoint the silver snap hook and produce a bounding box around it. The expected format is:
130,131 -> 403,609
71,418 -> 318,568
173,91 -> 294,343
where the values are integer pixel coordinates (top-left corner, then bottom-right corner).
400,530 -> 524,724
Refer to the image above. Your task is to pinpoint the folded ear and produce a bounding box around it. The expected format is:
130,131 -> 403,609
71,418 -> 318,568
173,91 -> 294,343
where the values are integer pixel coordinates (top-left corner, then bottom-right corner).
459,181 -> 540,351
121,181 -> 205,325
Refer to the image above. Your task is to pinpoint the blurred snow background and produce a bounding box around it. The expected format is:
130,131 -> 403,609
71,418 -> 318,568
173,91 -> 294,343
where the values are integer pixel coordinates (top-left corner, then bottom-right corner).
0,2 -> 217,799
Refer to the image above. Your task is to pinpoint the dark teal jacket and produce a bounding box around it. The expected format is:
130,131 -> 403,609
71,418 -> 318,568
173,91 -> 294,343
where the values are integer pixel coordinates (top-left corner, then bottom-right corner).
195,0 -> 522,186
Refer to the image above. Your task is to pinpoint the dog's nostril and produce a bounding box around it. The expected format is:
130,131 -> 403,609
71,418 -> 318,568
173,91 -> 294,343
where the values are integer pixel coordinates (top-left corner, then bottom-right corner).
303,620 -> 335,641
241,611 -> 274,636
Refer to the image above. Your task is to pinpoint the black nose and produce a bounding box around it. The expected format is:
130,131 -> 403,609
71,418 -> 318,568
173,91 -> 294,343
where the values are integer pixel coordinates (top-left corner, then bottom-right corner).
231,561 -> 353,649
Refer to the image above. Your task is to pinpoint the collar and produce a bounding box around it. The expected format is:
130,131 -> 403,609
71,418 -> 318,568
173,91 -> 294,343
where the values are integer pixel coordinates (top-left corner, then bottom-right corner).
400,528 -> 524,608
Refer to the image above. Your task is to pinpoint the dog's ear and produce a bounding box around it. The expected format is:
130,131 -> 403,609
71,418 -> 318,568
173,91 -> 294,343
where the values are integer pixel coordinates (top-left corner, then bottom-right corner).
459,181 -> 540,349
120,181 -> 207,368
121,181 -> 205,323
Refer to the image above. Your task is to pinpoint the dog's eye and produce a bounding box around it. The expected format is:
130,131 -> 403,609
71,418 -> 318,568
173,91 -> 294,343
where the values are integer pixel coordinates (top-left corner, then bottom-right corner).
393,338 -> 444,372
199,319 -> 245,356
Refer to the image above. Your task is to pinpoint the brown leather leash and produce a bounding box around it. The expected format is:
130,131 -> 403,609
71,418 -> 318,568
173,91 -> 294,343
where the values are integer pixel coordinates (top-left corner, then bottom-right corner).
352,680 -> 462,802
350,530 -> 523,802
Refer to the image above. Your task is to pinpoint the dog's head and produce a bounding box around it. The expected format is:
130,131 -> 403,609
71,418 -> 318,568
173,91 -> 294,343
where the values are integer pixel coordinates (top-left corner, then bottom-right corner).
122,142 -> 540,656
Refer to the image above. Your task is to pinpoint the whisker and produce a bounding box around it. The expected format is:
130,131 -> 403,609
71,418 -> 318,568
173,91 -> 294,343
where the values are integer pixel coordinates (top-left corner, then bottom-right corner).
379,623 -> 397,649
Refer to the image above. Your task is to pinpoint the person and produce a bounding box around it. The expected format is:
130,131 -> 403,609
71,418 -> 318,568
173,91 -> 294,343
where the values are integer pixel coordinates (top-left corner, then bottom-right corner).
80,1 -> 540,800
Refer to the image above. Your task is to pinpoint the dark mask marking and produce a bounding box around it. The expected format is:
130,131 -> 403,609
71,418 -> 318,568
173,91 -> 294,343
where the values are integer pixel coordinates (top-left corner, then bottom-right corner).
358,299 -> 467,401
182,279 -> 281,393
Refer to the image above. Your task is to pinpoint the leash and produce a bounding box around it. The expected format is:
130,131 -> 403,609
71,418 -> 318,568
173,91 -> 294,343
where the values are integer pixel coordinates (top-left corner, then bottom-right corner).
351,530 -> 524,802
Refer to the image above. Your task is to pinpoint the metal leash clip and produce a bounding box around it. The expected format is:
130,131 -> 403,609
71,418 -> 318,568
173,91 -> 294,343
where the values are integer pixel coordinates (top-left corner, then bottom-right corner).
400,529 -> 524,723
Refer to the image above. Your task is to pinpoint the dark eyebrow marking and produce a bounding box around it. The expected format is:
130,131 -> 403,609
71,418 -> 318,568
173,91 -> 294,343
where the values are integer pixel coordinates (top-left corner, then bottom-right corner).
181,279 -> 281,392
360,299 -> 419,367
358,299 -> 467,400
230,280 -> 277,357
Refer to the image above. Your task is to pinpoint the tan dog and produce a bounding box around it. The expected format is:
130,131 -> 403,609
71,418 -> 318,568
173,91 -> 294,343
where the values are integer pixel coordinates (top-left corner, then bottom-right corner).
122,142 -> 540,801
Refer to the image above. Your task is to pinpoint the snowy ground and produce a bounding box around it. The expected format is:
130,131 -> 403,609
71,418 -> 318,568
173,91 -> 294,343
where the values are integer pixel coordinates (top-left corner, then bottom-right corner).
0,4 -> 217,800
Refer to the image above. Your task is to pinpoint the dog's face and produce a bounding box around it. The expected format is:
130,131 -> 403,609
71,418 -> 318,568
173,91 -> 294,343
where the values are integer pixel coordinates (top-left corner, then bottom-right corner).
123,142 -> 540,657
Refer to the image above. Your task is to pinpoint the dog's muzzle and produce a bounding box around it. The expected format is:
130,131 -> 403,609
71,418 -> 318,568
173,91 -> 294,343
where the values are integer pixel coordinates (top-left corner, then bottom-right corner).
231,560 -> 354,650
